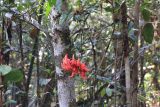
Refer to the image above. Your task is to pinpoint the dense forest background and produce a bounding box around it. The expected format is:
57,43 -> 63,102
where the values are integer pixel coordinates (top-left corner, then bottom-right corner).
0,0 -> 160,107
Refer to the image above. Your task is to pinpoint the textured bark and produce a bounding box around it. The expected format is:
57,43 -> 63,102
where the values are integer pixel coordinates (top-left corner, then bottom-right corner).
50,0 -> 77,107
57,78 -> 76,107
121,2 -> 131,107
153,64 -> 160,90
131,0 -> 140,107
139,15 -> 146,107
124,57 -> 131,106
113,26 -> 125,106
51,28 -> 76,107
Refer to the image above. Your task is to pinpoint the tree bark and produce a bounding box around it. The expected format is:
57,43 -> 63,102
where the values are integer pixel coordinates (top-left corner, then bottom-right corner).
121,2 -> 131,107
113,23 -> 125,106
50,0 -> 77,107
131,0 -> 140,107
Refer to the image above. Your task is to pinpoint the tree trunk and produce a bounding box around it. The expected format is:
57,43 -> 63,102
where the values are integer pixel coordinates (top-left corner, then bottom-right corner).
131,0 -> 140,107
113,25 -> 125,106
121,2 -> 131,107
50,0 -> 77,107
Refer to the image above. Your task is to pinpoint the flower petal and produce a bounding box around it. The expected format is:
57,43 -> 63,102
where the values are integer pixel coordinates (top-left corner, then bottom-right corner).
80,71 -> 87,80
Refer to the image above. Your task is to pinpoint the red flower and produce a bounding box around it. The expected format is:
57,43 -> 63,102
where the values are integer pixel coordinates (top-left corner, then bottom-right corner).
61,54 -> 72,71
80,63 -> 89,72
80,71 -> 86,80
61,54 -> 89,79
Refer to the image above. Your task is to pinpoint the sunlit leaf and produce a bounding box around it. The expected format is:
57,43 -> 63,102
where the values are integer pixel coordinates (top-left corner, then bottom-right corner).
100,88 -> 106,97
45,2 -> 51,16
17,5 -> 25,11
106,88 -> 112,97
0,65 -> 12,75
45,0 -> 56,16
48,0 -> 56,6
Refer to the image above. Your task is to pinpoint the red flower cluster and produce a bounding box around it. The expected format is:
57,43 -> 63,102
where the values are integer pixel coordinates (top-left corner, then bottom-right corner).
61,54 -> 89,79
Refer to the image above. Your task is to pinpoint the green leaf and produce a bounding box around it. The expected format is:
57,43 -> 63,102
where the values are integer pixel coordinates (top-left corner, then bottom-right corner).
48,0 -> 56,6
100,88 -> 106,97
75,0 -> 81,6
142,23 -> 154,43
45,2 -> 51,16
141,2 -> 152,11
141,8 -> 151,21
106,88 -> 112,97
5,69 -> 23,82
0,65 -> 12,75
17,5 -> 24,11
104,6 -> 113,12
45,0 -> 56,17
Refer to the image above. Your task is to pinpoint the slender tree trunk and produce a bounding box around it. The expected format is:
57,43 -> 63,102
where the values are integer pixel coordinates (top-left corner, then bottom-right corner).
131,0 -> 140,107
113,24 -> 124,106
50,0 -> 77,107
121,2 -> 131,107
25,0 -> 45,106
139,15 -> 146,107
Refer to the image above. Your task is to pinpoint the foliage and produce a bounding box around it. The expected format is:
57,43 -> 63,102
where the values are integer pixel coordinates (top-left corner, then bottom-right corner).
0,65 -> 12,75
142,23 -> 154,43
0,0 -> 160,107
